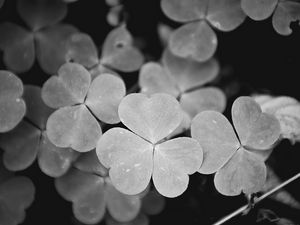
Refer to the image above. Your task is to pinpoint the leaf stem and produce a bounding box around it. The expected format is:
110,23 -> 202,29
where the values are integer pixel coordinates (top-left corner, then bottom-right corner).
212,172 -> 300,225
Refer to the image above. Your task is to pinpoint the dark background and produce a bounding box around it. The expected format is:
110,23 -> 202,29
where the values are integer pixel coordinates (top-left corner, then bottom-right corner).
1,0 -> 300,225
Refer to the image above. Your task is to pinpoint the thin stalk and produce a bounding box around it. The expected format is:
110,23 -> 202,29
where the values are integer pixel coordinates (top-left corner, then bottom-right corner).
213,172 -> 300,225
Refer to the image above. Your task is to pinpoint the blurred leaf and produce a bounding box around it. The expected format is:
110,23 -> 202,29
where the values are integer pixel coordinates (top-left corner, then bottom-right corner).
38,132 -> 79,177
162,49 -> 220,92
65,32 -> 99,68
23,85 -> 54,130
35,24 -> 78,74
170,21 -> 217,62
180,87 -> 226,118
118,93 -> 183,144
85,73 -> 126,124
101,26 -> 144,72
257,208 -> 280,223
106,180 -> 141,222
262,167 -> 300,210
0,0 -> 4,8
56,166 -> 142,223
232,96 -> 281,150
105,0 -> 120,7
0,121 -> 40,171
0,22 -> 35,73
138,62 -> 179,97
96,128 -> 153,195
254,95 -> 300,143
55,168 -> 106,224
153,137 -> 203,197
214,148 -> 267,196
17,0 -> 67,31
276,218 -> 298,225
191,111 -> 239,174
0,176 -> 35,225
0,71 -> 26,133
105,213 -> 149,225
272,1 -> 300,35
46,105 -> 102,152
157,23 -> 174,47
42,62 -> 91,108
74,150 -> 108,177
141,190 -> 165,215
107,5 -> 124,27
241,0 -> 278,20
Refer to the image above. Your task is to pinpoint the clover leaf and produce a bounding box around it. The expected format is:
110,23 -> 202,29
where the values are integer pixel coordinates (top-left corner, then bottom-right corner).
191,96 -> 281,196
139,49 -> 226,122
241,0 -> 278,20
254,95 -> 300,144
96,93 -> 203,198
161,0 -> 246,61
43,62 -> 126,152
55,150 -> 142,224
241,0 -> 300,35
0,0 -> 78,73
0,162 -> 35,225
0,85 -> 78,175
0,71 -> 26,133
65,25 -> 144,77
106,189 -> 165,225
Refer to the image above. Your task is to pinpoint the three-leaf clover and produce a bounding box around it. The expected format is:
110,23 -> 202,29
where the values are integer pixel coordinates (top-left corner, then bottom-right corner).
55,150 -> 142,224
0,85 -> 78,176
191,96 -> 281,196
0,70 -> 26,133
43,62 -> 126,152
161,0 -> 246,61
139,49 -> 226,120
0,0 -> 78,73
96,93 -> 203,198
241,0 -> 300,35
65,25 -> 144,77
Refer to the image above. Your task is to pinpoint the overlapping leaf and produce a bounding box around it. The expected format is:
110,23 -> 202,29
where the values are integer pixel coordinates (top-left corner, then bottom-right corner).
241,0 -> 300,35
272,1 -> 300,35
0,85 -> 78,175
43,62 -> 126,152
0,71 -> 26,133
0,0 -> 78,73
56,151 -> 142,224
241,0 -> 278,21
139,49 -> 226,122
191,96 -> 280,196
100,25 -> 144,72
106,189 -> 165,225
97,93 -> 203,197
0,165 -> 35,225
254,95 -> 300,143
62,26 -> 144,75
161,0 -> 246,61
64,32 -> 99,69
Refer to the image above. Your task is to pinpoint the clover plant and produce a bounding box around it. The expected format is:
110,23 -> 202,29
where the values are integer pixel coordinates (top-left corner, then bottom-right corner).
0,1 -> 299,225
